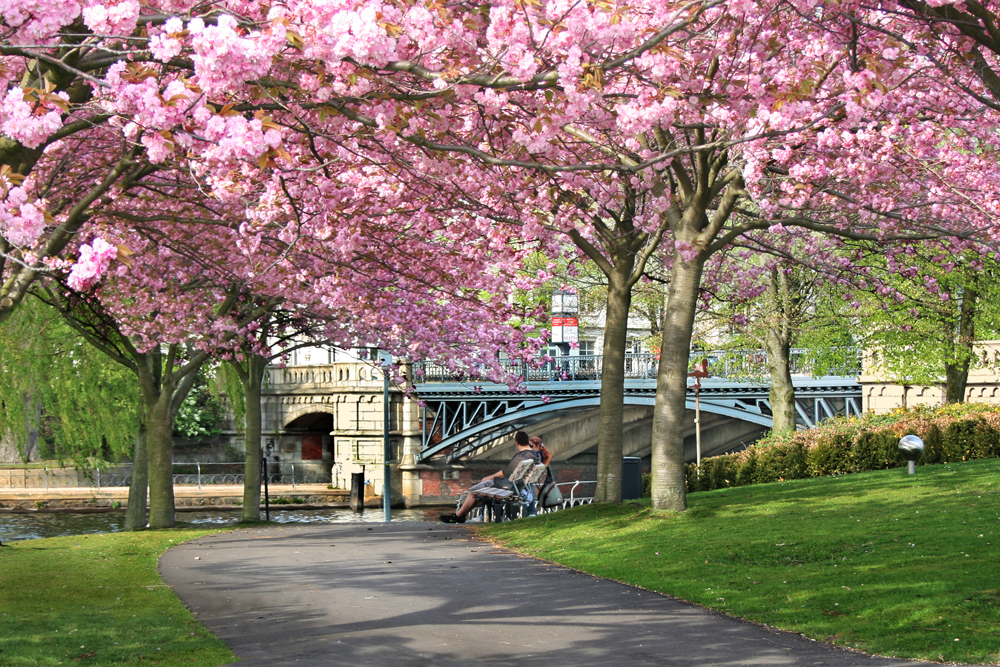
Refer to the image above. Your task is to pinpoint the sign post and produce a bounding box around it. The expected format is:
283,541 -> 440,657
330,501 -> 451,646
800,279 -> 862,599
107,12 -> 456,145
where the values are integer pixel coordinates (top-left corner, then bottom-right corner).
687,360 -> 709,474
551,289 -> 579,357
378,350 -> 393,522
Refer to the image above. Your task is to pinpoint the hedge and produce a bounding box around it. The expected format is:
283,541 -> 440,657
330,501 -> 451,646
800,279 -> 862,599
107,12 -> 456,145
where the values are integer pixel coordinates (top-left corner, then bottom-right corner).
682,403 -> 1000,493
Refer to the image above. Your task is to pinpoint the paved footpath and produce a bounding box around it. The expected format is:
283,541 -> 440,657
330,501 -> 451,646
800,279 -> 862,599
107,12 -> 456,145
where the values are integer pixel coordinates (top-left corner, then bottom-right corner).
160,522 -> 944,667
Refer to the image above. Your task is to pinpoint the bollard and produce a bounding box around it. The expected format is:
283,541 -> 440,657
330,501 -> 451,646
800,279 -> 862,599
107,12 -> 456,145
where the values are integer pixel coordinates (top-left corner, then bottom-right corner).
291,464 -> 296,490
350,472 -> 365,511
261,457 -> 270,522
898,435 -> 924,474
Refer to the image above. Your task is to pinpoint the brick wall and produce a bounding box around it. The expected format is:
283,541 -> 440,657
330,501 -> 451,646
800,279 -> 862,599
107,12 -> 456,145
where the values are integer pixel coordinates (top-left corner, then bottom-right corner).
418,461 -> 600,504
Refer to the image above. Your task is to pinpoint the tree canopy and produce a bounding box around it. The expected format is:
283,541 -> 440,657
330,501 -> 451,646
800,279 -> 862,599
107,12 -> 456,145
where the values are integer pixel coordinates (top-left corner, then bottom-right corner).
3,0 -> 1000,513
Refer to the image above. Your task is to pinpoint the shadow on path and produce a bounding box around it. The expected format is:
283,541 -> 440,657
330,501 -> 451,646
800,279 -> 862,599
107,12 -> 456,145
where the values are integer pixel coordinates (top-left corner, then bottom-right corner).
159,523 -> 943,667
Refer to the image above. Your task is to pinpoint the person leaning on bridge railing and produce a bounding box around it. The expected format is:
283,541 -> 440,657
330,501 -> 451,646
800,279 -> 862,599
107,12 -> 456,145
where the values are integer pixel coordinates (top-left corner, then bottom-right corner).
440,430 -> 536,524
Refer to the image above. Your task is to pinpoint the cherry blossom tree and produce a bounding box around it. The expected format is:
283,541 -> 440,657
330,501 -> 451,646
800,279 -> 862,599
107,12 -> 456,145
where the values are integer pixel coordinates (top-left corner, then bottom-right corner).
4,0 -> 1000,516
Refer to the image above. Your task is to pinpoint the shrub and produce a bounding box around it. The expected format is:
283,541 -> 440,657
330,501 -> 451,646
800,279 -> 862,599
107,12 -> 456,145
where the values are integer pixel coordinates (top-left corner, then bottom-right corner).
923,424 -> 944,464
942,420 -> 979,462
852,431 -> 903,471
708,456 -> 730,489
755,442 -> 807,483
970,422 -> 1000,459
735,449 -> 756,486
684,404 -> 1000,493
806,432 -> 853,477
684,463 -> 699,493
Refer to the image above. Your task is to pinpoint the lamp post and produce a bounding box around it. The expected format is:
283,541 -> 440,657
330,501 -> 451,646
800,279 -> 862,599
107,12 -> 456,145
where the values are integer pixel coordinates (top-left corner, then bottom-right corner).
687,359 -> 709,474
378,349 -> 393,522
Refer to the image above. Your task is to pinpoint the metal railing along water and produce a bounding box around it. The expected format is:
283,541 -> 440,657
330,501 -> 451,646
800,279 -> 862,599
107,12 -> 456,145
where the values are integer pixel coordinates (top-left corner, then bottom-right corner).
0,461 -> 332,489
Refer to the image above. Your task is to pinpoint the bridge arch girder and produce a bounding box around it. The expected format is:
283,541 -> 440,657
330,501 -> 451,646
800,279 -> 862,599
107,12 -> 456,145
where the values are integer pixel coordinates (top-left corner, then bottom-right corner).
416,395 -> 775,462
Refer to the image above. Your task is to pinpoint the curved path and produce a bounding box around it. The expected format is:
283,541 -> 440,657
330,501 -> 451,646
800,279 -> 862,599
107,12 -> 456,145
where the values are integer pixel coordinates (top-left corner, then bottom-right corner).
160,523 -> 939,667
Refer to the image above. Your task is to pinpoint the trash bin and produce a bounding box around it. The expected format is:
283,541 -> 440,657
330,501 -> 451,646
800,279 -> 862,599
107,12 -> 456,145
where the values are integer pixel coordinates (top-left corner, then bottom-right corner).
622,457 -> 642,500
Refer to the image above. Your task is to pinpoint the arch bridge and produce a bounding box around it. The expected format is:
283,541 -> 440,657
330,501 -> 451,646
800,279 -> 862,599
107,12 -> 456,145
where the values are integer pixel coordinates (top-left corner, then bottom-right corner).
412,352 -> 861,463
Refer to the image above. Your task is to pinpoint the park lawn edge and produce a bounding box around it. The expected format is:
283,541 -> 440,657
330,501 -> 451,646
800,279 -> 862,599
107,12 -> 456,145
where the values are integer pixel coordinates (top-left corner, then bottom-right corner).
474,524 -> 867,648
477,459 -> 1000,665
0,523 -> 244,667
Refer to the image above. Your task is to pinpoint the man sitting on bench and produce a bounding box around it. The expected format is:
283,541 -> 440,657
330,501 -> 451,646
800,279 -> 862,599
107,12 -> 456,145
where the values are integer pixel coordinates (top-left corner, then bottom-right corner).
439,430 -> 536,524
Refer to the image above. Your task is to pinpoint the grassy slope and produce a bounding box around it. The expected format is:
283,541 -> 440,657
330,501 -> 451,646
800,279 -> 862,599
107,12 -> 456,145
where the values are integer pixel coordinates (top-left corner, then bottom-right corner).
0,527 -> 236,667
481,459 -> 1000,665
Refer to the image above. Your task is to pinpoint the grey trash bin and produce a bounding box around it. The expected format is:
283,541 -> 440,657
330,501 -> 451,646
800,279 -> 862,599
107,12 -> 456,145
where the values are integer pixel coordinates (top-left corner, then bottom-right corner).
622,457 -> 642,500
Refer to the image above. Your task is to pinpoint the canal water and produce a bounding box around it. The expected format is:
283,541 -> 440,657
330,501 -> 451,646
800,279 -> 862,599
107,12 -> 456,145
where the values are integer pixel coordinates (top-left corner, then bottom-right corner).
0,507 -> 448,542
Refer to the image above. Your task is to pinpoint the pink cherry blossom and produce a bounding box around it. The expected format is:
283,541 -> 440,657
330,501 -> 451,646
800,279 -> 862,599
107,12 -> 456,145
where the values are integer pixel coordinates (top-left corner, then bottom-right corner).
67,238 -> 118,291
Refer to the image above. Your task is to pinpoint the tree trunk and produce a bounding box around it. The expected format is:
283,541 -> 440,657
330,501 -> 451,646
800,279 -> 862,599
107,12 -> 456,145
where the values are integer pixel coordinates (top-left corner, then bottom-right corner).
765,329 -> 796,433
146,391 -> 176,529
944,362 -> 970,404
593,262 -> 634,503
943,276 -> 978,404
650,255 -> 704,511
241,356 -> 268,522
23,390 -> 41,461
132,347 -> 206,529
123,428 -> 147,531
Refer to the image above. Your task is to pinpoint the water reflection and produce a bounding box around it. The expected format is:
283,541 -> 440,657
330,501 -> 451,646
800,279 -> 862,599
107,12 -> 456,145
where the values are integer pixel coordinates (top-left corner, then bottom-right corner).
0,507 -> 447,542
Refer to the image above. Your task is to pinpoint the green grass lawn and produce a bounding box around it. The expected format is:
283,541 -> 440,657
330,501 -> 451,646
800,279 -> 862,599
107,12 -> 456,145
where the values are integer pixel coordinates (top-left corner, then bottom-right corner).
481,458 -> 1000,664
0,526 -> 236,667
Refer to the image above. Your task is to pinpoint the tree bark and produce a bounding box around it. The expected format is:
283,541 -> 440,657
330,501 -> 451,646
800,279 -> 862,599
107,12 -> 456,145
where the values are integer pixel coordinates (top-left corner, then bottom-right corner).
593,262 -> 634,503
240,356 -> 268,522
943,276 -> 978,404
123,428 -> 148,531
944,361 -> 970,404
650,254 -> 704,511
765,330 -> 796,433
146,390 -> 176,529
131,346 -> 206,529
761,268 -> 800,434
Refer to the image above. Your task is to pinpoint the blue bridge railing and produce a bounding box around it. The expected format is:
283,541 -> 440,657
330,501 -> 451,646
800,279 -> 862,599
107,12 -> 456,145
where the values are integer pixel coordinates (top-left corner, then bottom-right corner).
415,349 -> 860,384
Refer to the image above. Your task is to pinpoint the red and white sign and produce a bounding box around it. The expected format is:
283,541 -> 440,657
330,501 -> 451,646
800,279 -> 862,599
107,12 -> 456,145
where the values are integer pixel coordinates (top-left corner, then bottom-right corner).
551,317 -> 579,344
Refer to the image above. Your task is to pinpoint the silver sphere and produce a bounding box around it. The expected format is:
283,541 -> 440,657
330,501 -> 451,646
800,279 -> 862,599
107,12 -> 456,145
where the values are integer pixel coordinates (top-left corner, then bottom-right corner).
898,435 -> 925,461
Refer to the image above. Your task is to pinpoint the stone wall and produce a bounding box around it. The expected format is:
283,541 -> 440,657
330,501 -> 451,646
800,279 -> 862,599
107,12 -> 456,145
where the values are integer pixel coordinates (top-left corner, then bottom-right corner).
861,341 -> 1000,412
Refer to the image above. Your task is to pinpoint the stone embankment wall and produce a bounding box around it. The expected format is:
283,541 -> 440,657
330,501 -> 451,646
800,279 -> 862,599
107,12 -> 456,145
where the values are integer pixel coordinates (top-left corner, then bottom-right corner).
0,481 -> 349,511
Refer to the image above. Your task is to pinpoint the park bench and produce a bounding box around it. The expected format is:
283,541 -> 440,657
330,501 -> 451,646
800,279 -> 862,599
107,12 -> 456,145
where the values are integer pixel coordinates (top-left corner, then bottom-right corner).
461,459 -> 555,522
